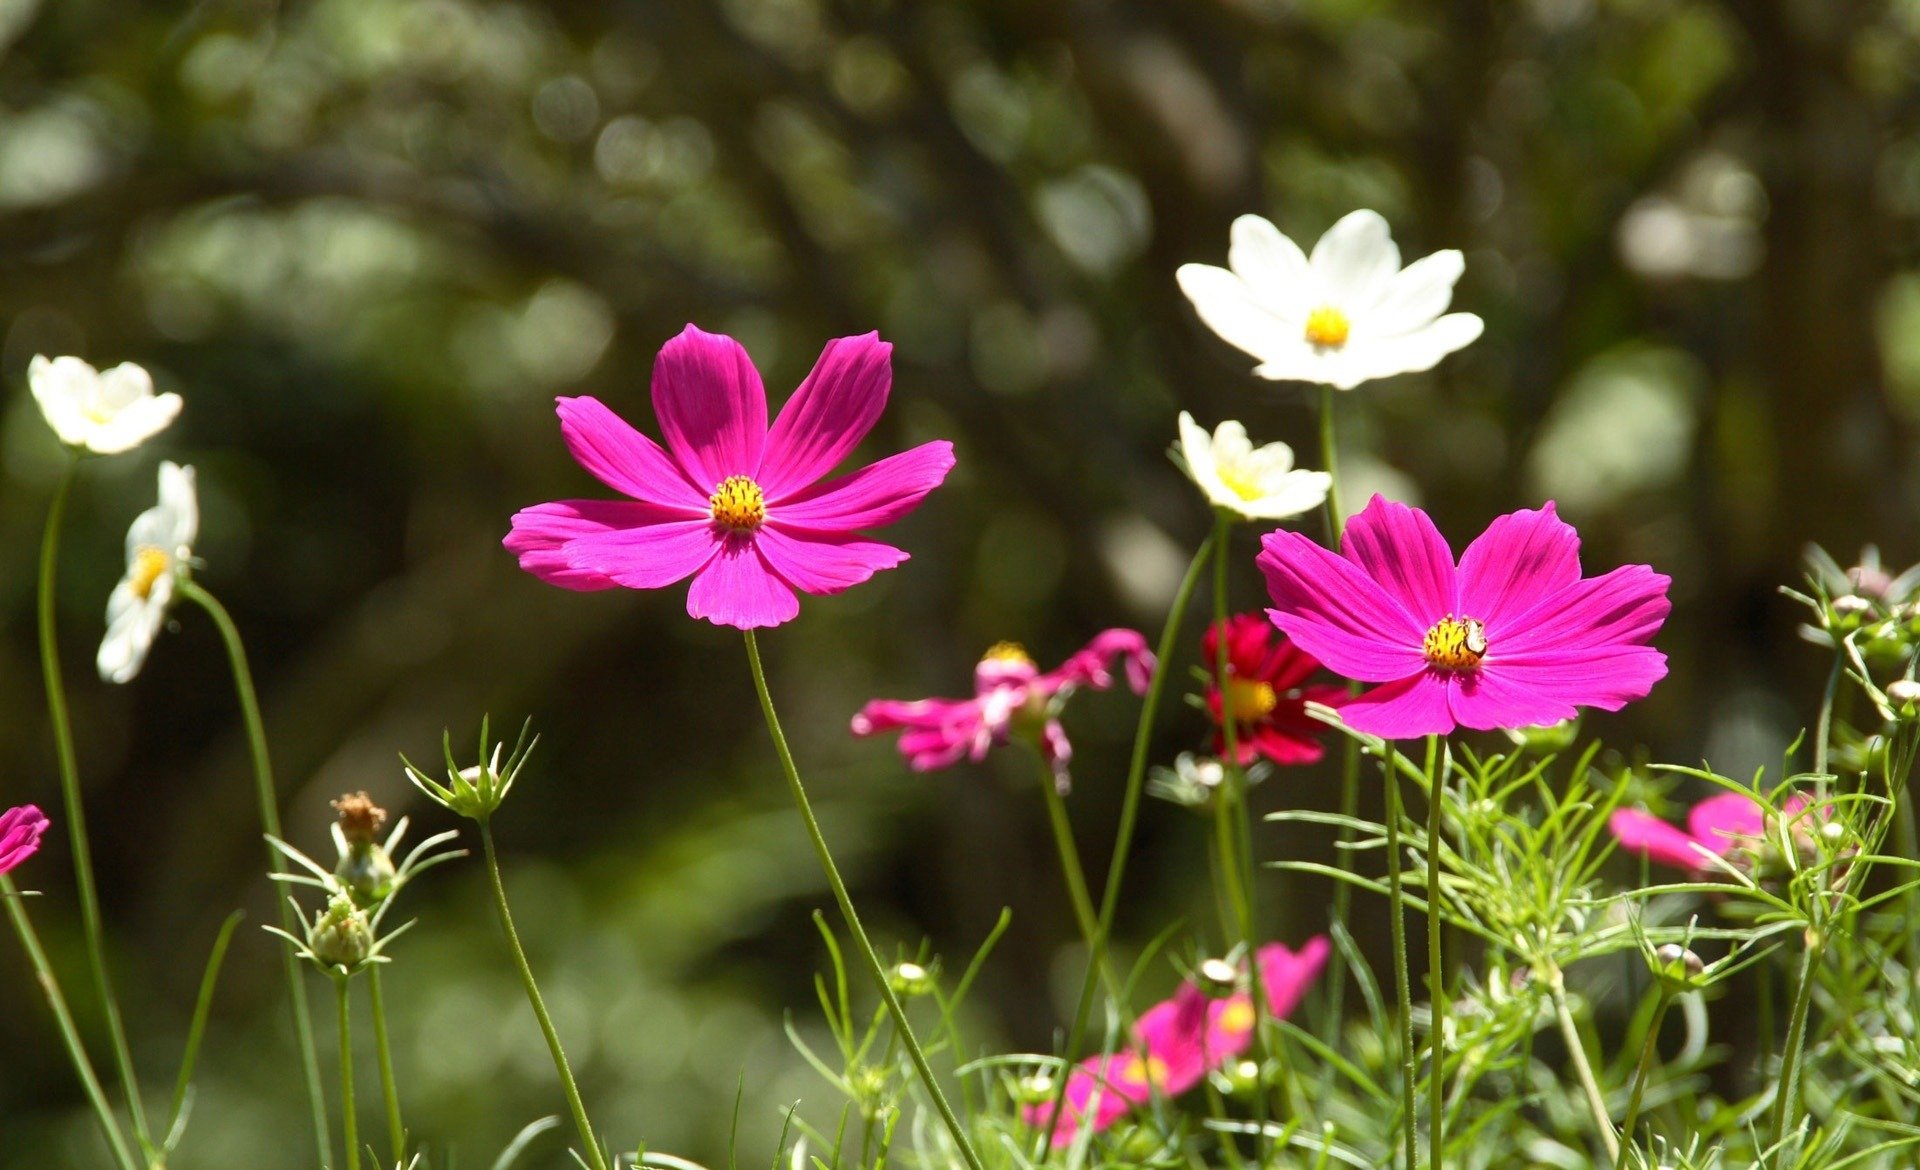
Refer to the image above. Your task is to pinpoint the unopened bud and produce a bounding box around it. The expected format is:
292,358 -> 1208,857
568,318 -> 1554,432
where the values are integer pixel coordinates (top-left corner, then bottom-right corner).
1834,594 -> 1875,618
332,792 -> 395,905
1015,1072 -> 1057,1105
1224,1058 -> 1264,1098
1889,679 -> 1920,712
1820,820 -> 1848,846
888,961 -> 934,998
1197,957 -> 1240,997
1653,943 -> 1705,991
310,894 -> 374,971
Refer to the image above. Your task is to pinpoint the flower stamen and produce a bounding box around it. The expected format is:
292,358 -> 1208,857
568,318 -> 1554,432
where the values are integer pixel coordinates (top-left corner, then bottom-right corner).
1423,616 -> 1487,671
1224,677 -> 1278,721
709,475 -> 766,532
129,546 -> 171,600
1304,306 -> 1351,349
982,641 -> 1034,667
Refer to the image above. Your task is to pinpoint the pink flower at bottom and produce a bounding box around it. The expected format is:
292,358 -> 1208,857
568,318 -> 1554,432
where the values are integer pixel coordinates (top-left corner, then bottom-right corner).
1022,937 -> 1329,1145
1610,792 -> 1811,876
851,630 -> 1154,792
1258,495 -> 1671,740
0,805 -> 50,875
506,325 -> 954,630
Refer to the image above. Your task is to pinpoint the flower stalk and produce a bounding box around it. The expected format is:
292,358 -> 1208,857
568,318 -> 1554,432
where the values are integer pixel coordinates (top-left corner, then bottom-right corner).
1383,750 -> 1419,1170
1424,738 -> 1445,1168
176,578 -> 332,1168
1613,988 -> 1674,1170
336,975 -> 360,1170
38,458 -> 151,1152
368,966 -> 406,1164
1032,752 -> 1118,1001
743,630 -> 986,1170
1547,964 -> 1620,1162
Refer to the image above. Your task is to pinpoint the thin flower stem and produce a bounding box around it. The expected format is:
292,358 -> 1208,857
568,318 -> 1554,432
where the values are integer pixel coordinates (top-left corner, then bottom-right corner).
1548,967 -> 1620,1162
1043,537 -> 1213,1154
1318,386 -> 1344,535
1319,386 -> 1361,1035
368,965 -> 406,1164
1383,749 -> 1419,1170
38,459 -> 151,1151
1814,649 -> 1843,784
1423,737 -> 1445,1169
1771,937 -> 1824,1147
478,819 -> 608,1170
743,631 -> 986,1170
1612,990 -> 1672,1170
177,578 -> 333,1169
336,976 -> 360,1170
1033,754 -> 1123,1002
2,875 -> 140,1170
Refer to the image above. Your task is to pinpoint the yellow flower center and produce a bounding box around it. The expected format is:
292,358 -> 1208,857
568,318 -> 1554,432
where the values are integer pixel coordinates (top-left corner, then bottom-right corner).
1224,677 -> 1278,721
1423,616 -> 1488,671
1118,1054 -> 1170,1089
708,475 -> 766,532
1304,305 -> 1350,349
129,546 -> 171,601
982,641 -> 1034,667
1218,463 -> 1265,502
1217,998 -> 1256,1038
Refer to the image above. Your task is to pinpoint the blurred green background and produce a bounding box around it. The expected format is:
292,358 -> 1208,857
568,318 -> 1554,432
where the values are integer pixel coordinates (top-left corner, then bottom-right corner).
1,0 -> 1917,1165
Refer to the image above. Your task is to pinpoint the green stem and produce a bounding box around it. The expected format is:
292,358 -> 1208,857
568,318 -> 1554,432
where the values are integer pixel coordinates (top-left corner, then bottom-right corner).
1548,968 -> 1619,1162
1813,650 -> 1843,784
1033,754 -> 1121,1002
1613,991 -> 1672,1170
1424,738 -> 1445,1169
1319,386 -> 1360,1035
2,875 -> 140,1170
39,459 -> 151,1150
1771,937 -> 1824,1147
177,579 -> 333,1170
337,976 -> 359,1170
1042,537 -> 1213,1154
1318,386 -> 1344,536
743,631 -> 985,1170
368,966 -> 405,1164
1384,752 -> 1419,1170
479,819 -> 609,1170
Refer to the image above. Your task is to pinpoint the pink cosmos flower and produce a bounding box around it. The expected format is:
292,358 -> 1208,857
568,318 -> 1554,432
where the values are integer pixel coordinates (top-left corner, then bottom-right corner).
1258,496 -> 1670,740
0,805 -> 50,875
1024,938 -> 1330,1145
1610,792 -> 1810,876
506,325 -> 954,630
1202,615 -> 1346,766
850,631 -> 1154,792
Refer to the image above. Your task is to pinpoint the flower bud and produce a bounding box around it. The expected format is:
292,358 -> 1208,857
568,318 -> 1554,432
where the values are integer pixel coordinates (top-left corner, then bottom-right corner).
1652,943 -> 1705,992
1196,957 -> 1240,998
1505,717 -> 1580,754
1223,1058 -> 1264,1098
888,961 -> 935,998
1014,1072 -> 1057,1105
1889,679 -> 1920,715
310,894 -> 374,971
406,718 -> 535,822
331,793 -> 396,906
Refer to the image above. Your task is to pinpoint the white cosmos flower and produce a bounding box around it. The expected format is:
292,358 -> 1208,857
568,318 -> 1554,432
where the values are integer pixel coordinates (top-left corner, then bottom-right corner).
30,355 -> 182,455
99,462 -> 198,684
1176,412 -> 1330,521
1176,211 -> 1483,391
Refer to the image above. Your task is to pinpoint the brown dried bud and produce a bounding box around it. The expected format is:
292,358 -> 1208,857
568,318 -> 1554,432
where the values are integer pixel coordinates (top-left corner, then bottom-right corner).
331,792 -> 388,845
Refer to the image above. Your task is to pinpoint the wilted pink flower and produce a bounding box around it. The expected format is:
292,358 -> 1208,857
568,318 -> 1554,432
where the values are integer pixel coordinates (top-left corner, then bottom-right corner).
506,325 -> 954,630
1024,938 -> 1329,1145
1259,496 -> 1670,739
0,805 -> 50,875
851,631 -> 1153,792
1610,792 -> 1810,876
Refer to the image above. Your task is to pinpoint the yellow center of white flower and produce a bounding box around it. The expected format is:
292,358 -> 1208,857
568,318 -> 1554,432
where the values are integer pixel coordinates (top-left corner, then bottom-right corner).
709,475 -> 766,532
982,641 -> 1034,667
1423,616 -> 1488,671
1118,1054 -> 1171,1089
1217,463 -> 1265,502
1217,999 -> 1256,1037
1304,306 -> 1351,349
130,546 -> 171,601
1224,677 -> 1278,721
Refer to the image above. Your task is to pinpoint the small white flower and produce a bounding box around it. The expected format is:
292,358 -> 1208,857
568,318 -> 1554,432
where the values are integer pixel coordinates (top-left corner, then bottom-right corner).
98,462 -> 198,684
1176,412 -> 1330,521
29,354 -> 182,455
1176,211 -> 1483,390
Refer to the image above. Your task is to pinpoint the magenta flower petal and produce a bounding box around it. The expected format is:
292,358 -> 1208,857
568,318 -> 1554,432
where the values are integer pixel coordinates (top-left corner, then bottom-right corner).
1446,665 -> 1582,732
1258,530 -> 1428,681
685,537 -> 799,629
1497,564 -> 1672,657
1256,937 -> 1331,1020
756,526 -> 909,594
561,519 -> 722,590
1455,503 -> 1581,628
758,333 -> 892,498
1609,808 -> 1712,871
1688,792 -> 1767,851
1336,671 -> 1456,738
1340,495 -> 1456,625
506,500 -> 689,591
1475,646 -> 1669,714
555,396 -> 707,510
0,805 -> 50,875
651,325 -> 768,488
771,440 -> 955,528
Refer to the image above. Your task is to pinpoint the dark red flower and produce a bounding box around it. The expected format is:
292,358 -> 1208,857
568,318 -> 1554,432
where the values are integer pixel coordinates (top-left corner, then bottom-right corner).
1202,615 -> 1345,766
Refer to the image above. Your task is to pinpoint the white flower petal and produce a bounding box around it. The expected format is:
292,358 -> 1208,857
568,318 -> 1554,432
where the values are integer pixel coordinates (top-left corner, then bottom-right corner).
1176,411 -> 1234,509
1344,313 -> 1485,383
1227,215 -> 1311,319
89,393 -> 184,455
1176,263 -> 1292,365
1237,470 -> 1332,520
98,585 -> 163,684
1361,250 -> 1465,338
155,462 -> 199,550
95,363 -> 154,410
1309,210 -> 1400,306
26,354 -> 178,454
